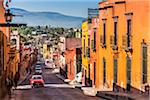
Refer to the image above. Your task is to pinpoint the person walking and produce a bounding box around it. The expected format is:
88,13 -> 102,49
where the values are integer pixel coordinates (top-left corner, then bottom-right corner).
14,72 -> 19,89
6,76 -> 13,97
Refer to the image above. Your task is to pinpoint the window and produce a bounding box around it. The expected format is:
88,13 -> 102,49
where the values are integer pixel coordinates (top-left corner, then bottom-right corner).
86,47 -> 90,57
94,62 -> 96,85
113,16 -> 118,46
103,58 -> 106,84
127,19 -> 131,48
126,57 -> 131,84
76,48 -> 82,73
88,36 -> 90,47
91,40 -> 94,50
114,22 -> 117,46
103,22 -> 106,45
83,39 -> 85,57
114,59 -> 118,83
93,28 -> 96,51
88,64 -> 90,79
126,56 -> 131,91
102,19 -> 107,46
142,45 -> 147,84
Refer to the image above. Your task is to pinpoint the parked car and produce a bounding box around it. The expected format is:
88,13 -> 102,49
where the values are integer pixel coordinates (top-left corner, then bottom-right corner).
30,75 -> 44,88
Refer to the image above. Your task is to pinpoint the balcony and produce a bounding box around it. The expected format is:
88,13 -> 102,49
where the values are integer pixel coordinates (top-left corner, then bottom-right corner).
122,35 -> 133,53
9,46 -> 16,59
91,40 -> 96,52
100,35 -> 106,48
110,35 -> 118,50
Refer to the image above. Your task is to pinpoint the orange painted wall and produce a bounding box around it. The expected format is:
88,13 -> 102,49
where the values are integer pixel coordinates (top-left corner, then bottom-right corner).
89,17 -> 99,87
97,0 -> 150,92
0,0 -> 10,75
65,49 -> 76,80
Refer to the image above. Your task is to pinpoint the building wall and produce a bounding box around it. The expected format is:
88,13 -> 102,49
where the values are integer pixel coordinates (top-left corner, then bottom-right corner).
43,44 -> 48,59
65,48 -> 76,80
0,0 -> 11,98
90,17 -> 99,87
97,0 -> 150,92
58,37 -> 66,52
65,38 -> 82,80
0,0 -> 8,73
82,21 -> 89,85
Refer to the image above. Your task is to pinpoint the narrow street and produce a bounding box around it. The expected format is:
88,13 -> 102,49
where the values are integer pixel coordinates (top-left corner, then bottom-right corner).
0,1 -> 149,100
5,68 -> 104,100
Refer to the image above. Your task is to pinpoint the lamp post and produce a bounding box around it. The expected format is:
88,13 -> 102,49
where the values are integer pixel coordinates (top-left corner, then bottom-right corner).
5,9 -> 13,23
4,9 -> 14,45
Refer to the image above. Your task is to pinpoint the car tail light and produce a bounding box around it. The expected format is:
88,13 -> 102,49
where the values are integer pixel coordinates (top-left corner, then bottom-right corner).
41,80 -> 44,83
31,80 -> 34,84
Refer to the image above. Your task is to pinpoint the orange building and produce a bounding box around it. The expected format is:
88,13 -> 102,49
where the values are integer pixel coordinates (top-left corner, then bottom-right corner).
0,0 -> 11,98
65,38 -> 82,81
89,17 -> 99,87
96,0 -> 150,94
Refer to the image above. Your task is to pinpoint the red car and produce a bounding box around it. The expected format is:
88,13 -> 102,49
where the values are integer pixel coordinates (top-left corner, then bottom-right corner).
30,75 -> 44,88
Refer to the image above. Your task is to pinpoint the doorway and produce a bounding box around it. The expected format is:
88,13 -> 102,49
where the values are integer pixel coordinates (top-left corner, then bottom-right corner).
126,56 -> 131,92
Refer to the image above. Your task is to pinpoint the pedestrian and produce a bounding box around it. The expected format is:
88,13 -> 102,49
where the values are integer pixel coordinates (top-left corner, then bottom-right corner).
6,77 -> 13,97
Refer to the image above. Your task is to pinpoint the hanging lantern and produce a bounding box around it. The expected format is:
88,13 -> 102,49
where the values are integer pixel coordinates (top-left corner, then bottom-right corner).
5,9 -> 13,22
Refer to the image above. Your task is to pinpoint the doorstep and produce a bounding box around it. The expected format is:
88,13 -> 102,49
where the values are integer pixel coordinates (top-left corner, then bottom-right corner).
81,87 -> 98,96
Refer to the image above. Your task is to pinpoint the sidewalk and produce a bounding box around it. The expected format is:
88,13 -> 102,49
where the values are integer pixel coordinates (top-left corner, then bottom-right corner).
97,91 -> 150,100
56,74 -> 150,99
18,64 -> 35,85
56,74 -> 97,96
56,74 -> 67,82
18,71 -> 31,85
3,64 -> 35,100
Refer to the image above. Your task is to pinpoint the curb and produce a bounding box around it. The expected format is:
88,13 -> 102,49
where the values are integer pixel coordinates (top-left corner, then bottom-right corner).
96,91 -> 135,100
18,72 -> 31,85
56,74 -> 66,82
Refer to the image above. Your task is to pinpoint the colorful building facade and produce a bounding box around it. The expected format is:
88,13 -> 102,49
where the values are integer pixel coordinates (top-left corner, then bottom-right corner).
65,38 -> 82,81
96,0 -> 150,93
89,17 -> 99,88
82,21 -> 89,86
0,0 -> 10,98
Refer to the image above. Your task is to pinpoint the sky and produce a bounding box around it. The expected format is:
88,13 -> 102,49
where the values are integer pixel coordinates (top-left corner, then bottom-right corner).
11,0 -> 100,18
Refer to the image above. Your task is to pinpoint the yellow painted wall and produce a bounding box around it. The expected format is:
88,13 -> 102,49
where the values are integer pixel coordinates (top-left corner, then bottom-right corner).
43,44 -> 48,59
82,21 -> 89,77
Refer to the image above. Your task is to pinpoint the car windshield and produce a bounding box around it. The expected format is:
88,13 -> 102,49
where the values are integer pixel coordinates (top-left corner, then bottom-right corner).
33,76 -> 42,80
35,67 -> 41,70
36,65 -> 41,67
36,62 -> 42,65
35,69 -> 41,71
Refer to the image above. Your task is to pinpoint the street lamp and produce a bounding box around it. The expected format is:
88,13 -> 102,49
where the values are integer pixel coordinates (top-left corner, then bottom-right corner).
5,9 -> 13,23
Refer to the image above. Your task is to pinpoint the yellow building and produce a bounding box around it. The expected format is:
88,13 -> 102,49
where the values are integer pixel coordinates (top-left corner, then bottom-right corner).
43,44 -> 48,59
97,0 -> 150,94
82,20 -> 90,86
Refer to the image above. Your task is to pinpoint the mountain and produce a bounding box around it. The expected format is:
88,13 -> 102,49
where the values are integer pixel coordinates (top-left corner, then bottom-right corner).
10,8 -> 85,28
